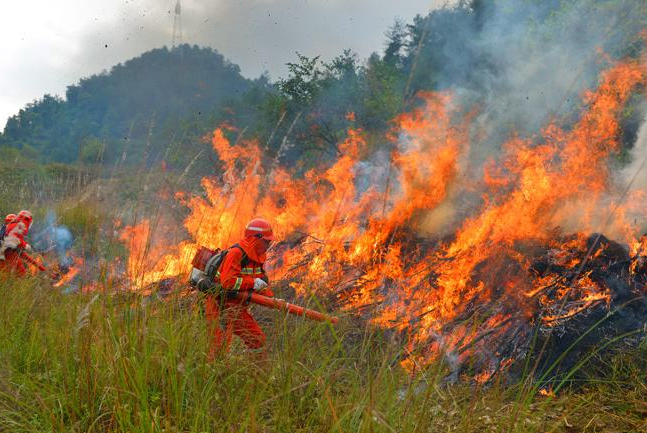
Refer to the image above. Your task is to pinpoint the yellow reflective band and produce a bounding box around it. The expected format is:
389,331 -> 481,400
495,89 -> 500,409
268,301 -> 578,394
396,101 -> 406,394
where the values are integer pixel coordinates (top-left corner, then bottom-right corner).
233,277 -> 243,291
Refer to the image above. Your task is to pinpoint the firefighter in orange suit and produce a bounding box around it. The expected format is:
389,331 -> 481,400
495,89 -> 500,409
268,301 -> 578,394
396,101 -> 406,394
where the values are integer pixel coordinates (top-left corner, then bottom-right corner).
205,218 -> 275,358
0,210 -> 34,277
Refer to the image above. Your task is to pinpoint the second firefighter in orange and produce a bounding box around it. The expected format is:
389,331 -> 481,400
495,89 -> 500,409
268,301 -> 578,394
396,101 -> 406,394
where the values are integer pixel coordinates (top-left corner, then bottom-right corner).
0,210 -> 34,277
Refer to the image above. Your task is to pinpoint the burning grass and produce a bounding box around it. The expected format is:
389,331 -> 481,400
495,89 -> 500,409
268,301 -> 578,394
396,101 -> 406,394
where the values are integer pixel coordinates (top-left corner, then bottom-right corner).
3,41 -> 647,433
107,56 -> 647,379
2,6 -> 647,431
0,278 -> 646,432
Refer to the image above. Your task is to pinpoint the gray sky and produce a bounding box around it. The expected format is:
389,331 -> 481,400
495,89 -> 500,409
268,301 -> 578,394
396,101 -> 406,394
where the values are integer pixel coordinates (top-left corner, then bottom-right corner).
1,0 -> 449,129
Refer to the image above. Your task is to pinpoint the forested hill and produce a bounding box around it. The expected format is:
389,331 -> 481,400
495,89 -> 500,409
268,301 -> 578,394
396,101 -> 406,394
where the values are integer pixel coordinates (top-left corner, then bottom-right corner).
1,0 -> 644,170
0,45 -> 256,163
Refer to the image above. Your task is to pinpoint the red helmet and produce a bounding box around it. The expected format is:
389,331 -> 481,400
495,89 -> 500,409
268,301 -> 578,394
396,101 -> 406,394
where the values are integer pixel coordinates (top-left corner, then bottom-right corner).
4,213 -> 16,224
17,210 -> 33,227
244,218 -> 275,241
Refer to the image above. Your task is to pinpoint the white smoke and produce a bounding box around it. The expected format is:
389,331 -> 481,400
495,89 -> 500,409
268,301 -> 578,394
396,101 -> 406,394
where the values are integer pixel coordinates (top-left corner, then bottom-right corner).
31,210 -> 74,266
622,111 -> 647,191
407,0 -> 647,239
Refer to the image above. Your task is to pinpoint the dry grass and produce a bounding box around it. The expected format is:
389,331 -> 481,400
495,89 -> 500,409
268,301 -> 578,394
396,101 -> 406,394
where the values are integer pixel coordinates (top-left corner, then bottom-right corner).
0,277 -> 645,432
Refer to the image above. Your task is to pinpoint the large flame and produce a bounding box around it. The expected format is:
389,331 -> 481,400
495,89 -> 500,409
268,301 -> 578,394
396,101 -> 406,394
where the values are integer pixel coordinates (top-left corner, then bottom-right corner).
121,56 -> 647,373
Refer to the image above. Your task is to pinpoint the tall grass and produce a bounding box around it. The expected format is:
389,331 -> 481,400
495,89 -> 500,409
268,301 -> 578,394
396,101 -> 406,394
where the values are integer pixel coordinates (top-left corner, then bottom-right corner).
0,277 -> 645,432
1,149 -> 646,432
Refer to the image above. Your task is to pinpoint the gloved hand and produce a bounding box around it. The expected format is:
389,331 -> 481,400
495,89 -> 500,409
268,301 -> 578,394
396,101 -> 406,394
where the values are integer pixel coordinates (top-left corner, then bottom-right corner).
24,244 -> 33,253
253,277 -> 268,291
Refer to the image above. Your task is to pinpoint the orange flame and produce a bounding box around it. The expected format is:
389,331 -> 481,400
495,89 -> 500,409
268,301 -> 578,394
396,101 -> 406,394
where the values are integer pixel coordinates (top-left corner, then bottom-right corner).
53,257 -> 84,288
120,55 -> 647,370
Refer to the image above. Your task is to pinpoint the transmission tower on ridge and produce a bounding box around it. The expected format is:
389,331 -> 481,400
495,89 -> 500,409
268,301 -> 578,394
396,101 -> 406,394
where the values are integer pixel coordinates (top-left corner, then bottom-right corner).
171,0 -> 183,48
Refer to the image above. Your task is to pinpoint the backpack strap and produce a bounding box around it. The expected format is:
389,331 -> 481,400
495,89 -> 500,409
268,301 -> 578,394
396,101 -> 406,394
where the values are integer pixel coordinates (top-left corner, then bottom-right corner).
230,243 -> 250,268
219,244 -> 251,301
231,244 -> 267,280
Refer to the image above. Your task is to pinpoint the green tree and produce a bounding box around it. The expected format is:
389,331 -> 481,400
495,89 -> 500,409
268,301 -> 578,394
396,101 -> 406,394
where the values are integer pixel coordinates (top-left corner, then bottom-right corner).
80,137 -> 105,164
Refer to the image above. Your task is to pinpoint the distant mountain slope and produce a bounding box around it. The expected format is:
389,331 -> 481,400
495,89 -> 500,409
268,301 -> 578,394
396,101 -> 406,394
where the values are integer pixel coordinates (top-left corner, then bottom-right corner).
0,45 -> 254,163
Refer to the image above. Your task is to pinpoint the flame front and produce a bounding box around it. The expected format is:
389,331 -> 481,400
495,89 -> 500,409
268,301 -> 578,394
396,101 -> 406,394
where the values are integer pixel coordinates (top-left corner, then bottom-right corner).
121,56 -> 647,374
53,257 -> 84,288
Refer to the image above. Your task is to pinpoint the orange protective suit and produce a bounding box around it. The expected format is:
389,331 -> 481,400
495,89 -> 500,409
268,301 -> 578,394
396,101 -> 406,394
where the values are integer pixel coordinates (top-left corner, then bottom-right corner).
205,235 -> 274,358
0,219 -> 30,277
